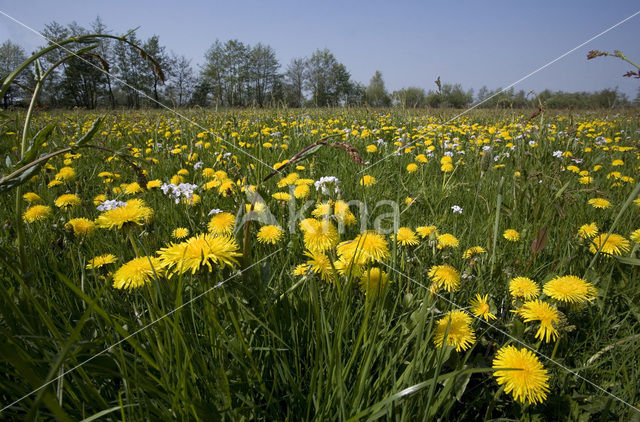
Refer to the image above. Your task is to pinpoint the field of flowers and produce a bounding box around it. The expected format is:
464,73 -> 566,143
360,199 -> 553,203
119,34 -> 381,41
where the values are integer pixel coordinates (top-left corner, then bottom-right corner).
1,108 -> 639,420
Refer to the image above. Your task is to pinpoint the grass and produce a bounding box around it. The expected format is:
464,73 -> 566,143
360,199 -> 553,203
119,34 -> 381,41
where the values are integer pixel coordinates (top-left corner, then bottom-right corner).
0,107 -> 639,420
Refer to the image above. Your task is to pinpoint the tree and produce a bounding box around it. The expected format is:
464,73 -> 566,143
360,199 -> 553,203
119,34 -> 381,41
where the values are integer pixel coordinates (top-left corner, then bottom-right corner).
284,57 -> 306,107
113,32 -> 149,108
0,40 -> 27,108
166,53 -> 195,107
304,49 -> 352,107
247,43 -> 279,107
393,87 -> 426,108
365,70 -> 391,107
141,35 -> 170,107
90,15 -> 116,108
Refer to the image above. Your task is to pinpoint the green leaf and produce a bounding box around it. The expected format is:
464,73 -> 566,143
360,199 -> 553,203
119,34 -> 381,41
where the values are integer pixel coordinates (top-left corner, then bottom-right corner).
613,256 -> 640,266
22,122 -> 56,164
0,159 -> 47,192
75,118 -> 103,147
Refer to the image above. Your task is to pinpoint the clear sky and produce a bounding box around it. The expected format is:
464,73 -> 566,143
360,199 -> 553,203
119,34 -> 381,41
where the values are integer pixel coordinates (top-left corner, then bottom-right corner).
1,0 -> 639,99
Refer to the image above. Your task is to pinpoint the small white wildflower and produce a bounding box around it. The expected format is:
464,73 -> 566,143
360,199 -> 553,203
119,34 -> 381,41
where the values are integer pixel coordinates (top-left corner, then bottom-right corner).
97,200 -> 127,212
451,205 -> 463,214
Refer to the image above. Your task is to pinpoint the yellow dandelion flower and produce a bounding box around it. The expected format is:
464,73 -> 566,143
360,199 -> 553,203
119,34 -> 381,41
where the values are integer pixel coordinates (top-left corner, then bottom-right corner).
55,193 -> 81,209
124,182 -> 144,195
86,254 -> 117,270
304,250 -> 334,282
65,218 -> 95,236
337,231 -> 390,265
95,199 -> 154,230
630,229 -> 640,243
172,227 -> 189,240
48,179 -> 62,188
436,233 -> 459,249
589,233 -> 630,256
23,205 -> 52,223
23,192 -> 42,203
441,162 -> 454,173
293,184 -> 310,199
146,179 -> 162,189
588,198 -> 611,209
360,175 -> 376,187
300,218 -> 339,253
360,267 -> 389,298
543,275 -> 597,304
312,202 -> 332,218
93,194 -> 108,206
463,246 -> 486,259
509,277 -> 540,301
470,294 -> 496,321
158,233 -> 241,275
416,225 -> 437,238
503,229 -> 520,242
406,163 -> 418,173
577,222 -> 598,239
492,345 -> 549,405
208,212 -> 235,235
428,264 -> 461,292
395,227 -> 419,246
272,192 -> 292,201
292,263 -> 310,276
433,310 -> 476,352
257,225 -> 284,244
113,256 -> 162,289
518,300 -> 559,343
55,166 -> 76,182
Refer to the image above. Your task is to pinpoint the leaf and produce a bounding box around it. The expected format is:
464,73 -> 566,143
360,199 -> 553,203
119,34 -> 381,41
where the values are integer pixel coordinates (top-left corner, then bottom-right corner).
613,256 -> 640,266
531,226 -> 548,255
0,159 -> 47,192
75,118 -> 103,147
22,122 -> 56,164
5,154 -> 11,168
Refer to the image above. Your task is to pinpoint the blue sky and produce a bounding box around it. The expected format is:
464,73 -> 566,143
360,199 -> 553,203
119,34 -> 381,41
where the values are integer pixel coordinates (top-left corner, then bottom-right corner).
1,0 -> 639,98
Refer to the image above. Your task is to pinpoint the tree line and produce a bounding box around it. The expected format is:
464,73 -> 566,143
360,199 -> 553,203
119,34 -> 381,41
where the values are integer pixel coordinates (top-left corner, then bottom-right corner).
1,17 -> 638,109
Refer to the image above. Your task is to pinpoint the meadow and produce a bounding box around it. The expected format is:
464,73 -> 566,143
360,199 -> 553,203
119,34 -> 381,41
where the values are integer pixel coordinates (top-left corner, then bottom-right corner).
0,107 -> 639,421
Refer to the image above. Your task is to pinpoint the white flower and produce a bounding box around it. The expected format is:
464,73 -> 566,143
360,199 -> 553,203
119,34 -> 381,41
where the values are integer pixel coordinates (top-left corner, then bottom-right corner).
208,208 -> 223,216
314,176 -> 340,195
97,200 -> 127,212
193,161 -> 204,170
451,205 -> 463,214
161,182 -> 198,204
553,150 -> 563,158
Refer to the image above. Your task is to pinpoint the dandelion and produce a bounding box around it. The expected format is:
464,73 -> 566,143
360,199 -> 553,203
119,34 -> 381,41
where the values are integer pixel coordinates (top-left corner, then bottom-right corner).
509,277 -> 540,301
300,218 -> 339,253
433,311 -> 476,352
65,218 -> 95,236
158,233 -> 241,275
577,222 -> 598,239
257,225 -> 284,244
312,202 -> 332,218
337,231 -> 390,265
360,175 -> 376,187
304,250 -> 334,282
360,267 -> 389,298
55,166 -> 75,182
588,233 -> 630,256
172,227 -> 189,240
124,182 -> 144,195
86,254 -> 117,270
113,256 -> 162,289
463,246 -> 486,259
631,229 -> 640,243
518,300 -> 559,343
23,192 -> 42,203
492,345 -> 549,405
208,212 -> 235,235
543,275 -> 597,304
95,199 -> 154,230
294,184 -> 310,199
428,264 -> 461,292
503,229 -> 520,242
436,233 -> 459,249
272,192 -> 292,201
146,179 -> 162,189
93,194 -> 108,206
588,198 -> 611,209
470,294 -> 496,321
55,193 -> 81,209
406,163 -> 418,173
395,227 -> 419,246
292,263 -> 310,276
416,225 -> 437,238
23,205 -> 52,223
